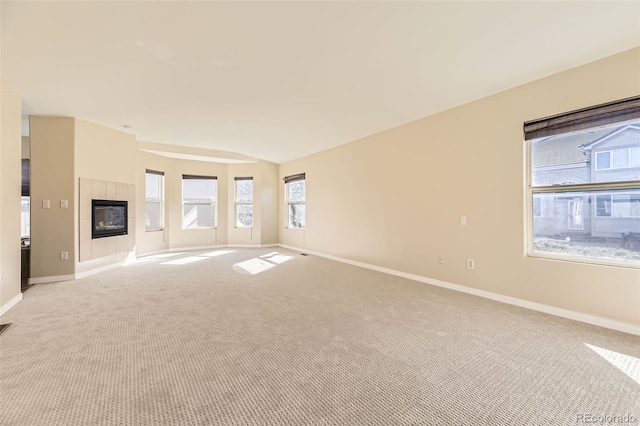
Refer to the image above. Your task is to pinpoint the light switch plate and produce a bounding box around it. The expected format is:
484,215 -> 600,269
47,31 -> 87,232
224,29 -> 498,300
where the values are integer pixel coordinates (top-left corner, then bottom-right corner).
60,200 -> 68,208
42,200 -> 50,209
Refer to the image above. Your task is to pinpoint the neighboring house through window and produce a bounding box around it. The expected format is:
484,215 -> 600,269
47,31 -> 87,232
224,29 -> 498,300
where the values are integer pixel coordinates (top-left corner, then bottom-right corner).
145,169 -> 164,231
526,96 -> 640,265
182,175 -> 217,229
235,177 -> 254,227
284,173 -> 306,229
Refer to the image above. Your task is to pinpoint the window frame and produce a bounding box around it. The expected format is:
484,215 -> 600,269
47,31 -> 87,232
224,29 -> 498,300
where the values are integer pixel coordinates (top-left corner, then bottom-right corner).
284,173 -> 306,229
234,177 -> 254,228
145,169 -> 164,232
525,96 -> 640,268
181,174 -> 218,230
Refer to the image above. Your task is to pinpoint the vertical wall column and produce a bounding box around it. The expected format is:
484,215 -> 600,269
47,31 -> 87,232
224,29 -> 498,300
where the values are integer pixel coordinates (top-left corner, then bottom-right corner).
0,80 -> 23,312
29,117 -> 76,281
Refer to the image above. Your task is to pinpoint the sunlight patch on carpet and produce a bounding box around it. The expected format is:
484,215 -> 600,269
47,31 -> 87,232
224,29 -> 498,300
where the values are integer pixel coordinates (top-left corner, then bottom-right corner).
234,252 -> 294,275
585,343 -> 640,385
200,250 -> 234,257
234,258 -> 276,275
161,256 -> 207,266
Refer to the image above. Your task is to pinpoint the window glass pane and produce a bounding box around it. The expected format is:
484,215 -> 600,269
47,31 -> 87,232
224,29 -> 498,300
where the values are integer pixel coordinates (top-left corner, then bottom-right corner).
21,196 -> 30,238
236,204 -> 253,227
531,120 -> 639,186
631,194 -> 640,217
533,197 -> 541,217
145,202 -> 162,230
595,152 -> 610,170
183,204 -> 215,228
146,173 -> 161,200
611,194 -> 638,218
236,180 -> 253,203
288,180 -> 305,202
596,195 -> 611,217
288,204 -> 306,228
568,200 -> 583,230
612,149 -> 629,169
183,179 -> 216,202
533,189 -> 640,263
630,147 -> 640,167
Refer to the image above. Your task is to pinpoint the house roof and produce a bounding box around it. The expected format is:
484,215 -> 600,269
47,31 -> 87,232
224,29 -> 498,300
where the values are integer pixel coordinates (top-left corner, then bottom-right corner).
532,122 -> 640,168
578,124 -> 640,150
531,128 -> 611,167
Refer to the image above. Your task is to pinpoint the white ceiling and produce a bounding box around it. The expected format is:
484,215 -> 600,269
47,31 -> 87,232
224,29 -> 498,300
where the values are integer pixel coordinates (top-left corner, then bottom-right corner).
2,1 -> 639,164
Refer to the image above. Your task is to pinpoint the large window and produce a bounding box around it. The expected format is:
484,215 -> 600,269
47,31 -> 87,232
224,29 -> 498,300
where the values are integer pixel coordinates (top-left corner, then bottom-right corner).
182,175 -> 217,229
526,96 -> 640,265
284,173 -> 305,229
235,177 -> 254,227
145,170 -> 164,231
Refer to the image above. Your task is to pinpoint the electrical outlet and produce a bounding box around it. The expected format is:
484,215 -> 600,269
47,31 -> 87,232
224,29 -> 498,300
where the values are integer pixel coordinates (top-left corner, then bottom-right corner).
467,259 -> 475,269
438,255 -> 445,265
60,251 -> 68,261
460,216 -> 467,226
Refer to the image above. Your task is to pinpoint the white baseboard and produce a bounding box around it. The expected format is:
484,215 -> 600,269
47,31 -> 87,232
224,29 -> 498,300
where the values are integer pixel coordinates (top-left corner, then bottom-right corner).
228,244 -> 279,248
0,293 -> 23,316
28,274 -> 75,285
135,248 -> 169,257
75,261 -> 125,280
278,244 -> 640,336
169,244 -> 226,252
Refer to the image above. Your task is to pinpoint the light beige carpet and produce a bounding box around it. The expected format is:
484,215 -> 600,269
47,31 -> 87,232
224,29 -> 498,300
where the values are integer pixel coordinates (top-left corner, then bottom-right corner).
0,248 -> 638,425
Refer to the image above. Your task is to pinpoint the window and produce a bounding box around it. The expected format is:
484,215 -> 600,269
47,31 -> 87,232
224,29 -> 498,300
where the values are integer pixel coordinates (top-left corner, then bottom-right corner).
145,170 -> 164,231
182,175 -> 217,229
284,173 -> 305,229
596,147 -> 640,170
21,196 -> 30,238
526,96 -> 640,265
235,177 -> 254,227
596,194 -> 611,217
568,199 -> 583,230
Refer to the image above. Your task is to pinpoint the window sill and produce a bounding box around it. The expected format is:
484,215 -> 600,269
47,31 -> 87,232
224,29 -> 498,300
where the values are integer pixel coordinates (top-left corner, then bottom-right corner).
527,251 -> 640,269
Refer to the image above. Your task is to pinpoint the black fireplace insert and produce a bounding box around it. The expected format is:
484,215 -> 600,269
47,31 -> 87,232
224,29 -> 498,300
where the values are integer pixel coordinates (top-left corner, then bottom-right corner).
92,200 -> 128,239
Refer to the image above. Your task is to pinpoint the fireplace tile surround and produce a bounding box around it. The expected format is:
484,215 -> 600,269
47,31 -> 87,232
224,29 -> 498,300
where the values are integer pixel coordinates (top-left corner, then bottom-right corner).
79,178 -> 135,262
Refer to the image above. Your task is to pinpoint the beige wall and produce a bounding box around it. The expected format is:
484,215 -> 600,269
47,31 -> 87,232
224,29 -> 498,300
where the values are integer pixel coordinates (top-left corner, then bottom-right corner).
22,136 -> 30,159
259,160 -> 279,245
74,119 -> 136,184
135,153 -> 278,254
0,80 -> 22,310
169,160 -> 229,249
135,150 -> 172,255
74,119 -> 137,273
135,150 -> 234,255
280,47 -> 640,327
228,163 -> 262,246
29,117 -> 76,279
